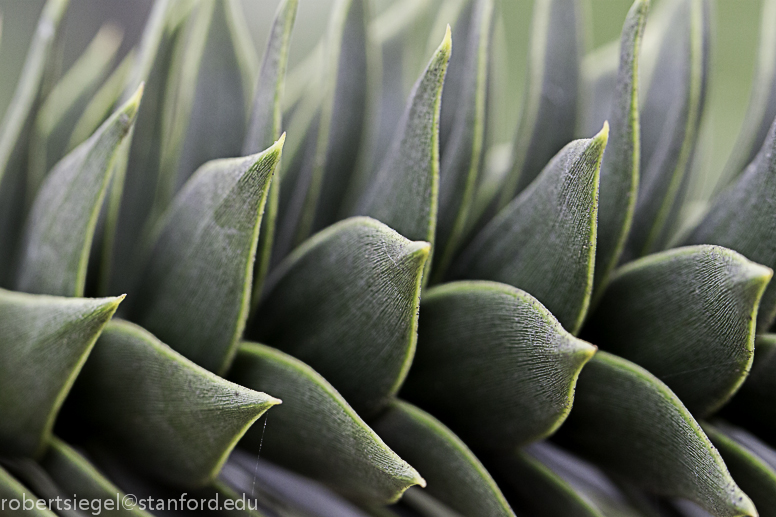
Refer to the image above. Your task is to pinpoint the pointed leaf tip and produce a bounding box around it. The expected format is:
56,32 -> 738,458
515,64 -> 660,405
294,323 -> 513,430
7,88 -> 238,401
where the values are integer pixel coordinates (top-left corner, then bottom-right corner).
442,24 -> 452,51
596,120 -> 610,144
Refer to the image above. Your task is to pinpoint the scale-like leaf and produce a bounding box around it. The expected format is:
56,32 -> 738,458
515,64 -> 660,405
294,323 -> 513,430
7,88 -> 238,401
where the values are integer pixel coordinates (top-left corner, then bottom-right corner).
307,0 -> 370,235
684,118 -> 776,330
585,245 -> 771,417
402,281 -> 596,449
371,399 -> 514,516
130,138 -> 284,374
354,27 -> 451,246
230,343 -> 425,504
248,216 -> 429,417
15,87 -> 142,297
0,0 -> 69,284
556,351 -> 756,517
497,0 -> 583,206
450,126 -> 608,334
593,0 -> 649,293
623,0 -> 710,258
0,289 -> 122,458
432,0 -> 493,279
243,0 -> 298,310
39,437 -> 152,516
719,0 -> 776,188
28,24 -> 122,196
724,334 -> 776,438
70,319 -> 280,488
704,422 -> 776,517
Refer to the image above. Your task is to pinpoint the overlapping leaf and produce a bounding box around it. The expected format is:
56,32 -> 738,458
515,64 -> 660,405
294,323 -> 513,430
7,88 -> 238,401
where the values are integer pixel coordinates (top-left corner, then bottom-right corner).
371,399 -> 514,517
244,0 -> 298,310
130,138 -> 284,374
450,127 -> 607,334
725,334 -> 776,438
585,245 -> 771,417
623,0 -> 710,258
0,465 -> 56,517
0,289 -> 121,458
684,117 -> 776,330
354,27 -> 451,247
557,351 -> 756,517
402,281 -> 596,449
249,217 -> 428,417
69,319 -> 279,488
230,343 -> 425,504
15,87 -> 142,297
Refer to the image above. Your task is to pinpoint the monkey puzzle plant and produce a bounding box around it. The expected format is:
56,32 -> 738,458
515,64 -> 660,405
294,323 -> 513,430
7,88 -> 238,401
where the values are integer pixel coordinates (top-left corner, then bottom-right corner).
2,0 -> 776,516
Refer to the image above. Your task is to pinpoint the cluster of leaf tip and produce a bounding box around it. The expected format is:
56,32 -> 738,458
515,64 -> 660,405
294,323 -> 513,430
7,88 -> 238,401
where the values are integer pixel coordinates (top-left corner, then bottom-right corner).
2,0 -> 776,516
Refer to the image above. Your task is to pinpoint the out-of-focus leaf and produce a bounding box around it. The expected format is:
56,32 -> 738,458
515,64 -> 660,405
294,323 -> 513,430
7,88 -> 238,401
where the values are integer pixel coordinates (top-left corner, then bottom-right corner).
704,422 -> 776,517
353,27 -> 451,251
5,459 -> 95,517
402,281 -> 596,449
399,488 -> 464,517
684,118 -> 776,330
173,0 -> 257,191
719,0 -> 776,189
371,399 -> 514,516
230,343 -> 425,504
70,319 -> 280,488
724,334 -> 776,439
0,289 -> 121,458
497,0 -> 583,206
243,0 -> 298,312
67,50 -> 135,151
623,0 -> 710,258
28,24 -> 122,196
307,0 -> 370,235
15,88 -> 142,298
585,245 -> 771,417
432,0 -> 493,279
0,0 -> 69,285
248,217 -> 429,417
223,451 -> 372,517
39,437 -> 152,517
0,466 -> 56,517
557,351 -> 757,517
450,127 -> 608,334
579,41 -> 618,138
130,138 -> 284,374
592,0 -> 649,294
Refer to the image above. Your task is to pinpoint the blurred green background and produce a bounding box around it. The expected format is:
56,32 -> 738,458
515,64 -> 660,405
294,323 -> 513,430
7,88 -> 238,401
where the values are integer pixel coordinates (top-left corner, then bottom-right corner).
0,0 -> 764,203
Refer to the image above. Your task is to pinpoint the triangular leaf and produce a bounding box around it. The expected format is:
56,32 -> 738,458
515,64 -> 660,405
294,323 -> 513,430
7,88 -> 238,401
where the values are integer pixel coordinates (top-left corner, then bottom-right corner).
69,319 -> 280,488
450,126 -> 608,334
497,0 -> 584,206
371,399 -> 515,516
585,245 -> 771,417
15,87 -> 142,297
0,289 -> 122,458
402,281 -> 596,449
130,138 -> 284,374
0,465 -> 56,516
623,0 -> 710,258
243,0 -> 298,311
593,0 -> 649,293
704,422 -> 776,517
432,0 -> 493,279
556,351 -> 756,517
230,343 -> 425,504
684,117 -> 776,330
354,26 -> 451,246
247,216 -> 429,417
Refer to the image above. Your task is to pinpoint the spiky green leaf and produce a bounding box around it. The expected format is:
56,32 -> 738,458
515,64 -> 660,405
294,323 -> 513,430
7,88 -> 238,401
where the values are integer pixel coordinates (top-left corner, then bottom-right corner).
450,127 -> 608,334
557,351 -> 756,517
0,290 -> 121,458
371,400 -> 514,517
247,216 -> 428,417
131,138 -> 284,374
586,245 -> 771,417
230,343 -> 425,504
402,281 -> 596,449
70,319 -> 279,488
15,87 -> 141,297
